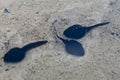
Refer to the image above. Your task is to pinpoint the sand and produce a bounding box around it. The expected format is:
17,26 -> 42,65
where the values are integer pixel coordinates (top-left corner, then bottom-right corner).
0,0 -> 120,80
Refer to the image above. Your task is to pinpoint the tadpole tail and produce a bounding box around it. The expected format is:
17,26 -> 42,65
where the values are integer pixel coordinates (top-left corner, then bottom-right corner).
86,22 -> 110,32
21,40 -> 48,52
52,21 -> 68,43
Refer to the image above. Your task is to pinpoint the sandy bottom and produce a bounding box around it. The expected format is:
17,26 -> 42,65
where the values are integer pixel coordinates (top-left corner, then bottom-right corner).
0,0 -> 120,80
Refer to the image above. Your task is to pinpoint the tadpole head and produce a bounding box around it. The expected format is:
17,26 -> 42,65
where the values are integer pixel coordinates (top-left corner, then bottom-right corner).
65,40 -> 85,56
63,24 -> 86,39
3,47 -> 25,63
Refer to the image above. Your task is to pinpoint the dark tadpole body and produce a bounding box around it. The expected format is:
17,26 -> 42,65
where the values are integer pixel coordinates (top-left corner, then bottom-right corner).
4,8 -> 10,13
63,22 -> 110,39
53,26 -> 85,56
3,40 -> 48,63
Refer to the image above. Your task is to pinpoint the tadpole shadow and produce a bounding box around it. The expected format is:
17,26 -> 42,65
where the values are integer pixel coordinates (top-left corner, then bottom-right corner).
63,22 -> 110,39
52,23 -> 85,57
3,40 -> 48,63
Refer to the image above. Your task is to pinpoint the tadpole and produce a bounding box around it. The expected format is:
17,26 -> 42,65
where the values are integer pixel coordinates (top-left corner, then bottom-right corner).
63,22 -> 110,39
3,40 -> 48,63
4,8 -> 10,13
53,25 -> 85,56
